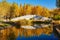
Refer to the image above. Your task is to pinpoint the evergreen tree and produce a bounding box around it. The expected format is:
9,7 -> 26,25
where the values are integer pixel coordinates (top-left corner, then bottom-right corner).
56,0 -> 60,8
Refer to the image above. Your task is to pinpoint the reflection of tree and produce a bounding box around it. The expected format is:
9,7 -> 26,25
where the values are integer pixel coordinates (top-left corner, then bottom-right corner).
0,30 -> 2,40
7,29 -> 16,40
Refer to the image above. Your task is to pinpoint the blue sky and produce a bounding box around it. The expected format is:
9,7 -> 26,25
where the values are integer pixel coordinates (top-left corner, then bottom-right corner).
0,0 -> 56,9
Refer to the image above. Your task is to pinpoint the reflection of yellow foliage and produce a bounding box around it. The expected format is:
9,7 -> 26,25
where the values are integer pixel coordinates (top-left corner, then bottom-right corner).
0,26 -> 53,39
19,28 -> 24,36
25,29 -> 33,37
15,19 -> 53,37
35,28 -> 43,36
19,26 -> 53,37
12,27 -> 19,37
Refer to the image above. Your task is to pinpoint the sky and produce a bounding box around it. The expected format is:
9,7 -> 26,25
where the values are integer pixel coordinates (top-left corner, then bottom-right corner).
0,0 -> 56,9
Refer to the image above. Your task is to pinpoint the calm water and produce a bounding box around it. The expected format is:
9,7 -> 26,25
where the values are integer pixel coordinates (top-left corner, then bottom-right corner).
16,34 -> 58,40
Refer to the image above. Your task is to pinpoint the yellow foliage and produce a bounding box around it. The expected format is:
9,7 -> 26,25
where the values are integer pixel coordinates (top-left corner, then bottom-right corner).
0,1 -> 51,19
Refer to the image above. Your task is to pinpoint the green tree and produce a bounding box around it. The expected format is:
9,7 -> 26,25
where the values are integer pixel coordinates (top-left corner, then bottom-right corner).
56,0 -> 60,8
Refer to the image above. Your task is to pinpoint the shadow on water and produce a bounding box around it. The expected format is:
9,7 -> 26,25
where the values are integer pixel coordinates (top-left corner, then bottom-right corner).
53,24 -> 60,40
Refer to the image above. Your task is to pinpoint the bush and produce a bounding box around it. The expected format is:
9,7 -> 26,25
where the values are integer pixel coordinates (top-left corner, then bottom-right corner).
53,15 -> 60,20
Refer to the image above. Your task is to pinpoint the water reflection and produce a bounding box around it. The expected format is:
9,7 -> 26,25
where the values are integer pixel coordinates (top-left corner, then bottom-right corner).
16,34 -> 58,40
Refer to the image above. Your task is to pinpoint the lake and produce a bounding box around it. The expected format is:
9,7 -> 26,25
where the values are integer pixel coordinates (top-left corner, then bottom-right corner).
16,33 -> 58,40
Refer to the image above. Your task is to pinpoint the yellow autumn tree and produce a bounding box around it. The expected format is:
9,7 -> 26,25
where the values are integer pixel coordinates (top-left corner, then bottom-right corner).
23,4 -> 33,15
9,2 -> 19,19
19,4 -> 23,16
40,8 -> 50,17
25,5 -> 33,15
32,6 -> 50,17
0,0 -> 10,20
